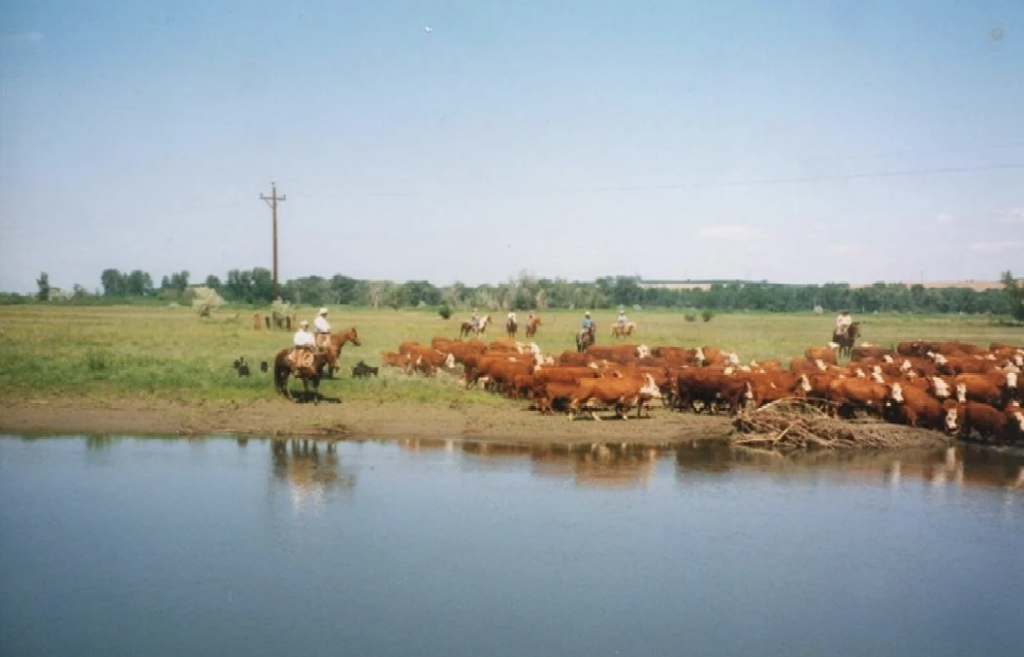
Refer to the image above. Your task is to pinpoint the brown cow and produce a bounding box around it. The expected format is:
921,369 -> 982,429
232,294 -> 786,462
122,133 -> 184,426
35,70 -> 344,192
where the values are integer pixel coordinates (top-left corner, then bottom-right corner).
568,374 -> 661,421
889,383 -> 958,431
906,375 -> 956,400
380,351 -> 412,371
827,378 -> 901,419
851,346 -> 893,362
676,370 -> 751,416
804,346 -> 838,366
746,372 -> 810,408
398,341 -> 423,356
407,347 -> 456,377
946,401 -> 1016,445
952,372 -> 1018,408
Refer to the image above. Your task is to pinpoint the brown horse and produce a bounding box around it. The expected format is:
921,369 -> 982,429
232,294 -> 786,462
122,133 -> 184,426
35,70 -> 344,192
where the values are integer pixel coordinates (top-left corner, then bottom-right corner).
323,327 -> 362,378
273,349 -> 331,404
610,322 -> 637,339
576,324 -> 597,353
459,315 -> 491,339
506,316 -> 518,339
832,321 -> 861,360
525,316 -> 542,338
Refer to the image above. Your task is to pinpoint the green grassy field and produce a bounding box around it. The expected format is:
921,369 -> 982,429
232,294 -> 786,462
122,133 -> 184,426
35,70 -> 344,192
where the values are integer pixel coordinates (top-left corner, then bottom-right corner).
0,305 -> 1020,404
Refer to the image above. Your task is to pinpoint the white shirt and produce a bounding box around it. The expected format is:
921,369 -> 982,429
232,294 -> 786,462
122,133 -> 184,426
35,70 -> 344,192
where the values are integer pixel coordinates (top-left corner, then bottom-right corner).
293,329 -> 316,347
314,316 -> 331,333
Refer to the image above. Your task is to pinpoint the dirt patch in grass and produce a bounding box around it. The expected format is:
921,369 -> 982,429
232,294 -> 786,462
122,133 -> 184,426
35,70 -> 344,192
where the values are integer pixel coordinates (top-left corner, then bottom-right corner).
0,398 -> 734,446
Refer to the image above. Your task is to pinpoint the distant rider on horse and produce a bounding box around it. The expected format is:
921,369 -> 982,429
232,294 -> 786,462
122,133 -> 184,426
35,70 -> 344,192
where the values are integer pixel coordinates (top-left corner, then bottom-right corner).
835,309 -> 853,339
508,310 -> 517,325
617,307 -> 628,330
314,307 -> 331,349
470,308 -> 480,333
290,320 -> 317,369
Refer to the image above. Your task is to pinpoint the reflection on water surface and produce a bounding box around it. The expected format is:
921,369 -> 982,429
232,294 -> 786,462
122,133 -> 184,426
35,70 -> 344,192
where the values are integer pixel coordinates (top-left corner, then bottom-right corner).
1,435 -> 1022,657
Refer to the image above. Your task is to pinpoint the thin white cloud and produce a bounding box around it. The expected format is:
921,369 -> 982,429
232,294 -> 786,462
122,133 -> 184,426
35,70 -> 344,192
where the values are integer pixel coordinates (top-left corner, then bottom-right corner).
994,208 -> 1024,224
968,241 -> 1024,253
832,244 -> 862,254
697,225 -> 762,240
3,31 -> 44,45
935,213 -> 955,225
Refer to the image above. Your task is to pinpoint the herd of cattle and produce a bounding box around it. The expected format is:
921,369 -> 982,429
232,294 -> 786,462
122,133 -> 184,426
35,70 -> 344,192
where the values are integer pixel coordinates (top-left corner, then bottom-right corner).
379,337 -> 1024,445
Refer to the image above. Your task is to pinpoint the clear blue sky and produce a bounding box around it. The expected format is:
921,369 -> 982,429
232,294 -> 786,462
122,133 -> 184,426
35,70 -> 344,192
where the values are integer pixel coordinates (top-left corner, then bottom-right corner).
1,0 -> 1022,293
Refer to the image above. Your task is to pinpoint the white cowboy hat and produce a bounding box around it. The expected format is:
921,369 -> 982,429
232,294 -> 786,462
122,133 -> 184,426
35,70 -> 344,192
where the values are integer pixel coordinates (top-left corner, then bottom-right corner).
300,320 -> 309,327
318,307 -> 328,315
585,312 -> 591,316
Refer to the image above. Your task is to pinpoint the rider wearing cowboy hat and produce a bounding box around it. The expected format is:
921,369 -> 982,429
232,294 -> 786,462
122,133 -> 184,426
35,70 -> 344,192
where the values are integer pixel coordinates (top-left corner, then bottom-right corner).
314,307 -> 331,349
581,311 -> 594,331
290,320 -> 317,366
835,309 -> 853,338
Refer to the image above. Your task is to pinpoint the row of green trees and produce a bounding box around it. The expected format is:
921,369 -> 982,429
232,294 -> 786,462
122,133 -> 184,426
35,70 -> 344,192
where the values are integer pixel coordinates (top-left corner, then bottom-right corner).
10,269 -> 1024,320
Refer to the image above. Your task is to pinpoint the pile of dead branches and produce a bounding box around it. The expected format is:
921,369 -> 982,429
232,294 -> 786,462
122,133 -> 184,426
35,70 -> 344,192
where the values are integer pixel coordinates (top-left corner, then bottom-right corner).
732,398 -> 949,450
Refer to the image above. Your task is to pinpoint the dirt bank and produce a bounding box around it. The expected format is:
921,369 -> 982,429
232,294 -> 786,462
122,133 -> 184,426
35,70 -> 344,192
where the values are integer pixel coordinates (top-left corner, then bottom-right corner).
0,399 -> 735,446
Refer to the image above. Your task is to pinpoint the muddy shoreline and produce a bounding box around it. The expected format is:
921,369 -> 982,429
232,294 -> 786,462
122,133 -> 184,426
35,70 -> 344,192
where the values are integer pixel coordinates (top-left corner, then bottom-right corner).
0,399 -> 737,445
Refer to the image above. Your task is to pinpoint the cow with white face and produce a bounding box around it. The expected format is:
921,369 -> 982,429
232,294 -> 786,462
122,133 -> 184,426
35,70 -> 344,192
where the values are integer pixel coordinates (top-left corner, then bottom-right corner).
944,406 -> 960,434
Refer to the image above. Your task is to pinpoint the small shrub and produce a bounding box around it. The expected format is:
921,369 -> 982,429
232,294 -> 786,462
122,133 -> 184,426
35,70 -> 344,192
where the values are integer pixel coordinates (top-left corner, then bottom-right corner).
701,309 -> 714,323
684,313 -> 697,322
192,286 -> 225,318
438,304 -> 452,320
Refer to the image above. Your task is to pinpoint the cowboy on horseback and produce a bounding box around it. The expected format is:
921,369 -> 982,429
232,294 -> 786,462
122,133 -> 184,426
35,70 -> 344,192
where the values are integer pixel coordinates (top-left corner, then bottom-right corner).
314,307 -> 331,349
582,311 -> 594,332
289,320 -> 317,370
470,308 -> 480,333
617,307 -> 628,331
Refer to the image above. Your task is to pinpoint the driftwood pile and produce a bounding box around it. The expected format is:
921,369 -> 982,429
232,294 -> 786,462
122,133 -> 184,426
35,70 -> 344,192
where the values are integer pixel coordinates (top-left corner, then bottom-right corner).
732,399 -> 950,450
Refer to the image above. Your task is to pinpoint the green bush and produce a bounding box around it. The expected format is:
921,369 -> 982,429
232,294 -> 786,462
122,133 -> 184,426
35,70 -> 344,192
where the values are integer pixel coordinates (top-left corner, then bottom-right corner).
684,313 -> 697,322
701,309 -> 714,323
438,304 -> 452,320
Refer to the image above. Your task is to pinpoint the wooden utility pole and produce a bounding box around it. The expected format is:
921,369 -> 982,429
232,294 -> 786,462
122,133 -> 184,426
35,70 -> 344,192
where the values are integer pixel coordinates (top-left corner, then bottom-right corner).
260,182 -> 286,300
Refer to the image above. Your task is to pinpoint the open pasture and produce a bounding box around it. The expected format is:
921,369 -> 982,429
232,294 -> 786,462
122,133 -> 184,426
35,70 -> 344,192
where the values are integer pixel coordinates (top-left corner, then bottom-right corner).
0,305 -> 1019,404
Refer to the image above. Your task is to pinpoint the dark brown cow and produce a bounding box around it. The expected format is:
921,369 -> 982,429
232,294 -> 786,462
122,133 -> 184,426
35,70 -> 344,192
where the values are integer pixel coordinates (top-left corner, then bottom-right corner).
850,346 -> 895,362
947,401 -> 1016,445
676,370 -> 751,416
897,341 -> 942,357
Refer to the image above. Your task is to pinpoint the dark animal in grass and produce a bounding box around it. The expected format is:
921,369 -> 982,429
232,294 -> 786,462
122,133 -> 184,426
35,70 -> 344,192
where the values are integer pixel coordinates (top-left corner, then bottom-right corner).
352,361 -> 379,378
233,356 -> 251,377
260,360 -> 269,373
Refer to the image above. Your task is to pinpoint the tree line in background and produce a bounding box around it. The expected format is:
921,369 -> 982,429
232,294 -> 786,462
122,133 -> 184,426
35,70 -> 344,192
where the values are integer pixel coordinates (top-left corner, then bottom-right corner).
6,268 -> 1024,321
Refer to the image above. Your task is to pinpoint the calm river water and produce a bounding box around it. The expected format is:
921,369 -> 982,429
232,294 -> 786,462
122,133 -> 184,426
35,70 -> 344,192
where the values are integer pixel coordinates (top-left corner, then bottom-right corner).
1,436 -> 1023,657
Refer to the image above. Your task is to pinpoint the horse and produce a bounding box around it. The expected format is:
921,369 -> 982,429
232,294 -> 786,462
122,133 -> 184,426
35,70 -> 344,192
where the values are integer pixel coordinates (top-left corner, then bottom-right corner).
524,315 -> 542,338
576,325 -> 596,353
506,316 -> 518,339
322,327 -> 362,378
610,322 -> 637,339
832,321 -> 861,360
273,349 -> 331,404
459,315 -> 492,339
